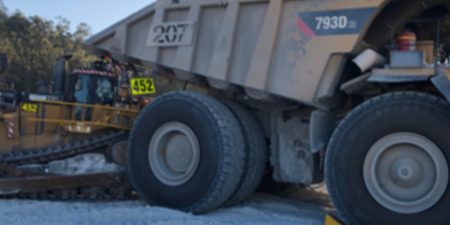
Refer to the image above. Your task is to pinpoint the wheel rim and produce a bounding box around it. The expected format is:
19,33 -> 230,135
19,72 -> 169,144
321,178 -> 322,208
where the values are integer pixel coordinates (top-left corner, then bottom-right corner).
363,132 -> 449,214
149,122 -> 200,186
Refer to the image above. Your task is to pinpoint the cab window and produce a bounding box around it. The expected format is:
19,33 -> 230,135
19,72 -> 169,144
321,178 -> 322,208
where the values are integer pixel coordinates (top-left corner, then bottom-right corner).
73,75 -> 92,121
73,75 -> 91,104
95,78 -> 114,102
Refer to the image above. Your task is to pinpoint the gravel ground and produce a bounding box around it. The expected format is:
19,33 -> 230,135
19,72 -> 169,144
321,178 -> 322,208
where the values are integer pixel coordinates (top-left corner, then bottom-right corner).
0,186 -> 333,225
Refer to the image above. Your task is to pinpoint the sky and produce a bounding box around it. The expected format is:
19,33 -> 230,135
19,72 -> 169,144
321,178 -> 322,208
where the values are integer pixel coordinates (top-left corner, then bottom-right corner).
4,0 -> 156,35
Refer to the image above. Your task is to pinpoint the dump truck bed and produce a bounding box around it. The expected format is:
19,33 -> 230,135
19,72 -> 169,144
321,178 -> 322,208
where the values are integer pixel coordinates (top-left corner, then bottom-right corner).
83,0 -> 385,104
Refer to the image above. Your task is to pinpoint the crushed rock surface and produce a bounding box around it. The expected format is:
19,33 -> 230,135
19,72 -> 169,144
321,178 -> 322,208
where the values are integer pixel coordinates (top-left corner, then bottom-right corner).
0,190 -> 333,225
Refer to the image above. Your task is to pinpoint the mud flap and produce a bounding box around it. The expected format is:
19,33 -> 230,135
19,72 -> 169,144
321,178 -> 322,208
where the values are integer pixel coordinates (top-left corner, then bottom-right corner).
270,114 -> 323,185
310,110 -> 335,154
431,74 -> 450,103
324,214 -> 344,225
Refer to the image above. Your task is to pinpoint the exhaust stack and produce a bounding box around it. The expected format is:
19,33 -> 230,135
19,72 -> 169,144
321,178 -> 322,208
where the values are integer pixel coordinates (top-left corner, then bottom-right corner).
0,53 -> 8,71
53,56 -> 71,95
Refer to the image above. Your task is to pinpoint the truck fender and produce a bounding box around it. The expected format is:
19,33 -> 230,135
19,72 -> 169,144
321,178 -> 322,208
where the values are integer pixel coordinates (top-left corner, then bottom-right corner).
341,72 -> 432,95
368,75 -> 431,83
309,110 -> 336,154
367,73 -> 450,104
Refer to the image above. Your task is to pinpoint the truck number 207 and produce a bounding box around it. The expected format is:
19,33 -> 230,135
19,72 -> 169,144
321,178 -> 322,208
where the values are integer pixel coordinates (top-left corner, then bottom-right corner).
152,24 -> 189,44
147,21 -> 195,47
315,16 -> 349,30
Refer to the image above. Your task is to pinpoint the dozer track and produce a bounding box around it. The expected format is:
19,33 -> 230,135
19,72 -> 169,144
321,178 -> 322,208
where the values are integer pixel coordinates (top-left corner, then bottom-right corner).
0,131 -> 138,201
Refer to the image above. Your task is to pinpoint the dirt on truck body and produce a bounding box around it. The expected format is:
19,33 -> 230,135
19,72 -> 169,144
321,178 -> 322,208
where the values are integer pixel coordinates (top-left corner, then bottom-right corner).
84,0 -> 450,224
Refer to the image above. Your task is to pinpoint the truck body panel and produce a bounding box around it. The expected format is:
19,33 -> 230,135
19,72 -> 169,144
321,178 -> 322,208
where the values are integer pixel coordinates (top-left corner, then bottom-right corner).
83,0 -> 385,105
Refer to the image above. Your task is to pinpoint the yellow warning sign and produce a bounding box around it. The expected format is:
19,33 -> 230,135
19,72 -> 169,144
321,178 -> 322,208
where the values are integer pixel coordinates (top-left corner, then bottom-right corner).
22,103 -> 38,112
130,78 -> 156,95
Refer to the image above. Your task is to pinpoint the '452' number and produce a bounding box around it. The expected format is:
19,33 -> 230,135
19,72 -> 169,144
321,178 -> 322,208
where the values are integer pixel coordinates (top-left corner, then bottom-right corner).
130,78 -> 156,95
22,103 -> 37,112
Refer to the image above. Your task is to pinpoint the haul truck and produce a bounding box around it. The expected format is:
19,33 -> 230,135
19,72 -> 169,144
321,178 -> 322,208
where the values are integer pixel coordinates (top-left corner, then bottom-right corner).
84,0 -> 450,224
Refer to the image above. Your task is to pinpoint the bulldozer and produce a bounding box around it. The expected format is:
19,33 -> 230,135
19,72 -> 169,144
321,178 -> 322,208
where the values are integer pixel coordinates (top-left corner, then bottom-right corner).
0,52 -> 154,200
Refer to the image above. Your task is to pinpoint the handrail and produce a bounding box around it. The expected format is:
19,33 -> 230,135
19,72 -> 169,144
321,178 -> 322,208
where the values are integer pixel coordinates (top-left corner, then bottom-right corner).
387,17 -> 450,75
29,100 -> 140,113
27,118 -> 132,130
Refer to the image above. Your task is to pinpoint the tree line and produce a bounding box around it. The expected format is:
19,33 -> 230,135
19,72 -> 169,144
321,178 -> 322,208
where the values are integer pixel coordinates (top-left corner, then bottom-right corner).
0,1 -> 178,96
0,1 -> 96,92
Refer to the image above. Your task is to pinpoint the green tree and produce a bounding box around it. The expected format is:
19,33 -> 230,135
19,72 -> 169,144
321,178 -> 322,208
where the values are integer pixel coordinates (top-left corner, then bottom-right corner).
0,9 -> 96,92
0,0 -> 7,21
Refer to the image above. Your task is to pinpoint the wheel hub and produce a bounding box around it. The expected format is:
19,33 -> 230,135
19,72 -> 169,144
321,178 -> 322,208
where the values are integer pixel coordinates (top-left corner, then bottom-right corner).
390,157 -> 421,187
149,122 -> 200,186
165,134 -> 194,173
363,132 -> 449,214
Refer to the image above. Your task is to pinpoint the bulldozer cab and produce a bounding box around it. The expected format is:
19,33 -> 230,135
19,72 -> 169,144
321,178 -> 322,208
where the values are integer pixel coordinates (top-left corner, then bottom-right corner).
70,60 -> 118,106
70,68 -> 118,121
71,72 -> 116,105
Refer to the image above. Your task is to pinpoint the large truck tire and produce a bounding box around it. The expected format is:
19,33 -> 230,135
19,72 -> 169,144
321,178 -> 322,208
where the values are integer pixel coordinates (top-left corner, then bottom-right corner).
326,92 -> 450,225
217,97 -> 268,206
128,91 -> 245,214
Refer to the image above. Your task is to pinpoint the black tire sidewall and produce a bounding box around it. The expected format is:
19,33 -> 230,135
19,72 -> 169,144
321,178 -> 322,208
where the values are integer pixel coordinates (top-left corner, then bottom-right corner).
128,96 -> 225,211
327,94 -> 450,225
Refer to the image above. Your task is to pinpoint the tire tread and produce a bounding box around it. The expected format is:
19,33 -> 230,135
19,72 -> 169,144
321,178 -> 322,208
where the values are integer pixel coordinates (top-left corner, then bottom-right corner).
325,92 -> 450,224
128,91 -> 245,213
217,97 -> 268,206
